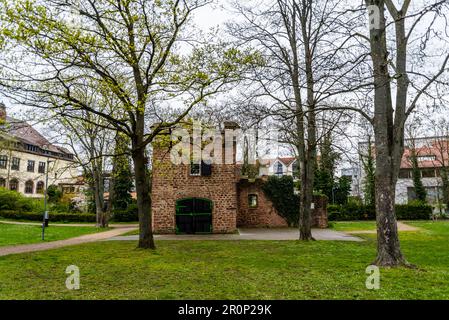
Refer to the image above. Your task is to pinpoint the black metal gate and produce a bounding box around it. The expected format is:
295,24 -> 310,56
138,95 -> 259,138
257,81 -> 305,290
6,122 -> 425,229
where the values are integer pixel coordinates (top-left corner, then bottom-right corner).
175,198 -> 213,234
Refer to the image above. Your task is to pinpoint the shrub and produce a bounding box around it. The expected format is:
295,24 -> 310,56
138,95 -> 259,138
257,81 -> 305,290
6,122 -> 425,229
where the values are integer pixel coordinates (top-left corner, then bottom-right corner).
396,203 -> 432,220
0,188 -> 44,212
327,203 -> 375,221
328,203 -> 431,221
47,185 -> 62,203
0,210 -> 96,222
112,203 -> 138,222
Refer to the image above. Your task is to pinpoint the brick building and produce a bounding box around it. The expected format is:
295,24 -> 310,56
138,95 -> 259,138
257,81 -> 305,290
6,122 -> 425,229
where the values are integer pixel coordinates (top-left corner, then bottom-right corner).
151,122 -> 328,234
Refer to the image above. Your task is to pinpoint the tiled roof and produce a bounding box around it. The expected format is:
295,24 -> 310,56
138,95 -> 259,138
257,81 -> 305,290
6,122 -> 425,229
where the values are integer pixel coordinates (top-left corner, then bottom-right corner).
401,140 -> 449,169
1,116 -> 73,157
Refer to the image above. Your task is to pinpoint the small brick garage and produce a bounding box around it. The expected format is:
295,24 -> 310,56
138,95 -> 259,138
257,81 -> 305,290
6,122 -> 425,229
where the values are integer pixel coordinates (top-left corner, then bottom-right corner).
151,123 -> 328,234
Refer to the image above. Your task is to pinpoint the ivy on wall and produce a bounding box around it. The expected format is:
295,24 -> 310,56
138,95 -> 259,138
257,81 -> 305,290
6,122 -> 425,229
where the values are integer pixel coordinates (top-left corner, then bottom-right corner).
262,175 -> 299,227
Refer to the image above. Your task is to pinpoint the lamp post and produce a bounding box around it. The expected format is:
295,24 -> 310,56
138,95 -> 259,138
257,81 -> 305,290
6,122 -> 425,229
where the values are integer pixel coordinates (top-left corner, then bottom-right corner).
42,158 -> 55,240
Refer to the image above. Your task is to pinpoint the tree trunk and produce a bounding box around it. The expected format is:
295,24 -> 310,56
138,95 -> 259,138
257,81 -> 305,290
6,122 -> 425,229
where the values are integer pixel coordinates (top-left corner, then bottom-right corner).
132,145 -> 155,250
366,0 -> 409,267
94,178 -> 108,228
299,161 -> 314,240
373,173 -> 406,266
441,171 -> 449,211
92,160 -> 108,228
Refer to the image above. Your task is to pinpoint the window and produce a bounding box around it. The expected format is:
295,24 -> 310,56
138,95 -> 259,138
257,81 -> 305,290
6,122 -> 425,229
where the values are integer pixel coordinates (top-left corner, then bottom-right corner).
27,160 -> 35,172
190,161 -> 201,176
189,161 -> 212,176
292,160 -> 299,178
38,161 -> 46,174
63,186 -> 76,194
421,169 -> 436,178
0,156 -> 7,169
0,178 -> 5,188
36,181 -> 45,194
275,162 -> 284,176
425,186 -> 443,204
201,161 -> 212,176
25,180 -> 34,194
398,169 -> 411,179
407,187 -> 417,202
11,157 -> 20,171
9,179 -> 18,191
417,155 -> 436,162
248,194 -> 258,208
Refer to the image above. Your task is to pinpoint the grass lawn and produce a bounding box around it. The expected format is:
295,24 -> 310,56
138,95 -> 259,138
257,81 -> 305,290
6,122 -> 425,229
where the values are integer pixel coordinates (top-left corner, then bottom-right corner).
0,223 -> 107,247
0,221 -> 448,299
330,221 -> 377,232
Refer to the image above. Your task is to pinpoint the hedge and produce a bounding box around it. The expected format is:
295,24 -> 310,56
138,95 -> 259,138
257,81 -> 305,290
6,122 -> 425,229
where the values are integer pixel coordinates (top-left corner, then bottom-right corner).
0,208 -> 140,223
328,203 -> 432,221
111,210 -> 138,222
0,210 -> 96,222
327,204 -> 375,221
395,204 -> 432,220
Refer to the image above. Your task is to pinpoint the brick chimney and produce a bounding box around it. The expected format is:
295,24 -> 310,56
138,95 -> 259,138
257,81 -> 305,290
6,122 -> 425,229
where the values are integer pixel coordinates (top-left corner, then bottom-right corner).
0,102 -> 6,121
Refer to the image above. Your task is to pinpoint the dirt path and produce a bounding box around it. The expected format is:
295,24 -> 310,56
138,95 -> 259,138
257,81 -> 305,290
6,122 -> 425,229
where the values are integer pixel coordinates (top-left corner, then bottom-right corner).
0,226 -> 137,257
346,221 -> 420,234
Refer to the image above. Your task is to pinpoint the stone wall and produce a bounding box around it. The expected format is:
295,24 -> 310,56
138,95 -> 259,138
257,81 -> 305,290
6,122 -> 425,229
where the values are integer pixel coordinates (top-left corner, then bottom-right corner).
237,179 -> 288,227
312,195 -> 328,229
236,179 -> 328,229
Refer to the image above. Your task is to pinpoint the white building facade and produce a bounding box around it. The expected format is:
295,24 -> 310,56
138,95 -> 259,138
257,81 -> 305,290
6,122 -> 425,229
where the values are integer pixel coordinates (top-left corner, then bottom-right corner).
259,157 -> 299,178
0,103 -> 80,198
357,137 -> 449,205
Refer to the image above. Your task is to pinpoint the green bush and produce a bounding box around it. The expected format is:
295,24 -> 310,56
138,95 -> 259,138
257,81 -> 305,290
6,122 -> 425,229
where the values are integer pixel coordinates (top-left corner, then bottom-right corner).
112,203 -> 138,222
47,185 -> 63,203
0,188 -> 44,212
327,203 -> 375,221
0,210 -> 96,222
328,203 -> 432,221
396,203 -> 432,220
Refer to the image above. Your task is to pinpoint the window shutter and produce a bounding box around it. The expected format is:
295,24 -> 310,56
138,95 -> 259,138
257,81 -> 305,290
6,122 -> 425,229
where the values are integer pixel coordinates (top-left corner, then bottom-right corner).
201,161 -> 212,176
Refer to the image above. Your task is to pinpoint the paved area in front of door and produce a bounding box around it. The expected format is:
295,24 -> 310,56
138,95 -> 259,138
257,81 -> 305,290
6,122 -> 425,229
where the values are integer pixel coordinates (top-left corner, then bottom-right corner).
108,228 -> 363,242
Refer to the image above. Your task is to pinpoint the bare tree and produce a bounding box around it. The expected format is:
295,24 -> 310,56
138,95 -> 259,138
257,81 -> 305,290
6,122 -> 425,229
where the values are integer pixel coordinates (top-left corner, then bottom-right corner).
360,0 -> 449,266
227,0 -> 359,240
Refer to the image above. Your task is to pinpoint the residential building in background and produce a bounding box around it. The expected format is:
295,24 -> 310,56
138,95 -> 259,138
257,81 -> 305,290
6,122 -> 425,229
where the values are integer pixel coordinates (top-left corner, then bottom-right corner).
259,157 -> 299,178
396,137 -> 449,204
357,136 -> 449,205
340,166 -> 362,198
0,103 -> 79,198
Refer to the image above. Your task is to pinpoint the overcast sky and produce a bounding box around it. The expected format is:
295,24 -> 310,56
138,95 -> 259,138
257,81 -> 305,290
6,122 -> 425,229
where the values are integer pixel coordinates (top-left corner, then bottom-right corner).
1,1 -> 448,171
